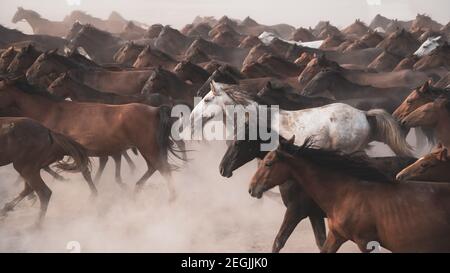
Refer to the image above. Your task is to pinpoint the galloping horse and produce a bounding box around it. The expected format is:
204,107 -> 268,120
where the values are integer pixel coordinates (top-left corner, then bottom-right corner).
396,144 -> 450,183
400,97 -> 450,149
249,137 -> 450,252
191,81 -> 412,156
0,117 -> 93,225
0,79 -> 184,199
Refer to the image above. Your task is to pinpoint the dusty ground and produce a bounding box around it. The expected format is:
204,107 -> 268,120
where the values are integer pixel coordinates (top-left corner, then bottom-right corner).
0,131 -> 427,253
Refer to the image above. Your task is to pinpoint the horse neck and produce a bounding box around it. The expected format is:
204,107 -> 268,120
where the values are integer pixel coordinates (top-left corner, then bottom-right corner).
10,90 -> 57,123
23,15 -> 49,33
287,156 -> 355,215
64,78 -> 93,99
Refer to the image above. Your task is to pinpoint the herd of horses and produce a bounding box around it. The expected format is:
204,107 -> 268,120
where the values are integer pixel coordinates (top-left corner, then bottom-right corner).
0,7 -> 450,253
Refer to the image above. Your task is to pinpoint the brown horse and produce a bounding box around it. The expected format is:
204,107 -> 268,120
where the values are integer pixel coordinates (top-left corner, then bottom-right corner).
173,60 -> 210,84
6,44 -> 41,75
0,79 -> 184,198
400,97 -> 450,149
396,144 -> 450,183
133,45 -> 178,69
0,117 -> 93,225
0,46 -> 18,73
113,42 -> 145,65
26,51 -> 154,94
12,7 -> 70,37
249,137 -> 450,252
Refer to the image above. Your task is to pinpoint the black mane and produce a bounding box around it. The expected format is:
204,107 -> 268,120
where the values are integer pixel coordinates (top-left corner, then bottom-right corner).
281,139 -> 393,183
11,78 -> 63,101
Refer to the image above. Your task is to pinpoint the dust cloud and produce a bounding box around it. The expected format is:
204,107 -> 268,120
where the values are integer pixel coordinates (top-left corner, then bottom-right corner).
0,140 -> 370,253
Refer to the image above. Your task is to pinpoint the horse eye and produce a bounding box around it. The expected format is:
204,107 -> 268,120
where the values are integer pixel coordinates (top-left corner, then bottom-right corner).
265,162 -> 272,167
406,100 -> 413,104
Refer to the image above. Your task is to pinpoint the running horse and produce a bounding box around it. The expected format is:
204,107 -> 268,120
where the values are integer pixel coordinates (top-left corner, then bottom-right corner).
0,117 -> 93,226
396,144 -> 450,183
0,78 -> 185,199
249,137 -> 450,253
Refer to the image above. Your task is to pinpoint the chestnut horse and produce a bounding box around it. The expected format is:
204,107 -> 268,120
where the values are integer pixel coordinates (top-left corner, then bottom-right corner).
0,117 -> 93,225
249,137 -> 450,253
221,124 -> 416,252
396,144 -> 450,183
400,97 -> 450,148
0,79 -> 184,198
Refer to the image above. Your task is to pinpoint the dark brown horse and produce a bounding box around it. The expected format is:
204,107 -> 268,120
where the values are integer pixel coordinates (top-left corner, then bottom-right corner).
0,117 -> 93,225
0,79 -> 184,199
113,42 -> 145,65
396,144 -> 450,183
0,46 -> 18,73
249,137 -> 450,253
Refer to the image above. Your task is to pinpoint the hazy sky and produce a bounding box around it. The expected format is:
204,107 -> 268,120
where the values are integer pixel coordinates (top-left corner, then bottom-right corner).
1,0 -> 449,33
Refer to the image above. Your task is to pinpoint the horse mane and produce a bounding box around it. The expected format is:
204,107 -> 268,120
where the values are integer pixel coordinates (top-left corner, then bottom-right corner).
10,77 -> 63,102
76,24 -> 119,43
45,51 -> 82,70
281,139 -> 393,183
219,83 -> 257,105
22,8 -> 41,19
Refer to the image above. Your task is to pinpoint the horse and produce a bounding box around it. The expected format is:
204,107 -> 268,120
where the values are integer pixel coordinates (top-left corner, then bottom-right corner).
0,117 -> 93,226
249,137 -> 450,253
298,55 -> 439,89
302,70 -> 410,113
173,60 -> 210,84
133,45 -> 178,69
396,144 -> 450,183
0,79 -> 185,198
414,36 -> 444,57
67,24 -> 124,64
12,7 -> 70,37
6,44 -> 41,75
26,50 -> 154,94
377,29 -> 420,57
400,97 -> 450,149
0,46 -> 17,73
191,81 -> 412,157
414,42 -> 450,71
113,42 -> 145,65
221,128 -> 416,252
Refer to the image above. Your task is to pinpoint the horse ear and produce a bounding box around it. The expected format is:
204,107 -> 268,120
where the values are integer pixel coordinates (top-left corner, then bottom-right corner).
287,135 -> 295,145
210,81 -> 218,94
419,81 -> 430,93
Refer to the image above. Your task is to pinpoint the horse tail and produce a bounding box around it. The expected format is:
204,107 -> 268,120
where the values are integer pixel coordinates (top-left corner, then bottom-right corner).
157,106 -> 187,171
49,131 -> 91,173
366,109 -> 413,157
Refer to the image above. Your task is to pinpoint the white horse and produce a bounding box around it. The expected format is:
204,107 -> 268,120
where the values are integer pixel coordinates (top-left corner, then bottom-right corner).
190,81 -> 412,156
258,31 -> 324,49
414,36 -> 442,57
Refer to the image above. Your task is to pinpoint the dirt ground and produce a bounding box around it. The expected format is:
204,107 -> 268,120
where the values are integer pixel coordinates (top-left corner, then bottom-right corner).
0,131 -> 426,253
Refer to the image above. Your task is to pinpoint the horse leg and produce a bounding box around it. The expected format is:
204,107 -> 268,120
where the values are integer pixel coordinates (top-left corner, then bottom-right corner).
161,171 -> 177,203
112,154 -> 127,189
320,229 -> 346,253
309,213 -> 327,250
43,166 -> 66,181
1,182 -> 34,217
272,204 -> 306,253
94,156 -> 108,184
25,171 -> 52,227
81,169 -> 98,197
134,164 -> 156,193
122,151 -> 136,174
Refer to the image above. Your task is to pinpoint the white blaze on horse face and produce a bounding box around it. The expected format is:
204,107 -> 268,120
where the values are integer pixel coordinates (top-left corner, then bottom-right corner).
277,103 -> 371,154
415,36 -> 441,57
